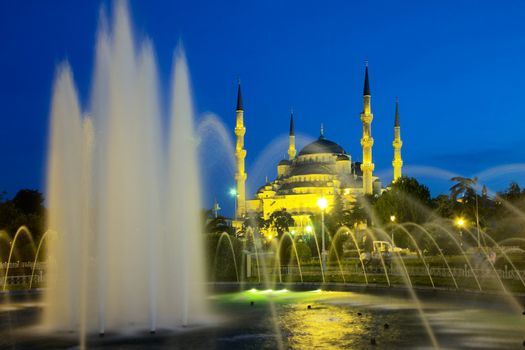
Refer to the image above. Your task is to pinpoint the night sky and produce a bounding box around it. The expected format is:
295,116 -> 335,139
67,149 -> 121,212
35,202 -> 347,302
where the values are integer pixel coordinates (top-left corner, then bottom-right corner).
1,0 -> 525,215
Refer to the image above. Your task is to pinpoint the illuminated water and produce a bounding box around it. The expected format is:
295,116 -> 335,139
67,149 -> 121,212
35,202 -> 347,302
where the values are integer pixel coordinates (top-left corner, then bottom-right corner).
1,289 -> 524,349
43,2 -> 207,337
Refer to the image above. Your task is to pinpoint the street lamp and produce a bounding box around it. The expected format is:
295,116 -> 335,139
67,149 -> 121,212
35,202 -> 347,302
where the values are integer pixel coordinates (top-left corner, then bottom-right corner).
229,188 -> 238,219
455,217 -> 465,248
390,215 -> 396,247
317,197 -> 328,272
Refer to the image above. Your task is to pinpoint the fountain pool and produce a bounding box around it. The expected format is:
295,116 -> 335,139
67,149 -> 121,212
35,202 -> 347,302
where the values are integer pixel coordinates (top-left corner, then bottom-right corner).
1,286 -> 524,349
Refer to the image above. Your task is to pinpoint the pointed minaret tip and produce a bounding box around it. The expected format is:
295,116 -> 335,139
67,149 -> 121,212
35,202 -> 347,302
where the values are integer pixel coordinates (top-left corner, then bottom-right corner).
236,80 -> 243,111
289,110 -> 295,136
394,97 -> 400,127
319,123 -> 324,139
363,60 -> 371,96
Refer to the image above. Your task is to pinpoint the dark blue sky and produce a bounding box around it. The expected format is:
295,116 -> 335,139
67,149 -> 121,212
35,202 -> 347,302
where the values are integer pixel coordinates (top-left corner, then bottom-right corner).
1,0 -> 525,214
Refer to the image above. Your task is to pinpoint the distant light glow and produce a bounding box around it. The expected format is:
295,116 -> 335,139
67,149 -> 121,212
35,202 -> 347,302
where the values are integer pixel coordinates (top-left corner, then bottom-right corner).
305,225 -> 313,233
317,197 -> 328,210
390,215 -> 396,222
229,188 -> 237,197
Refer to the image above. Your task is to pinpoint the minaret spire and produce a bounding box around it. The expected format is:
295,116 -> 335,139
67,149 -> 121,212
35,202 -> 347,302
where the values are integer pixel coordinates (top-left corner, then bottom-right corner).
392,97 -> 403,182
363,60 -> 370,96
319,123 -> 324,139
289,109 -> 295,136
234,81 -> 247,218
288,109 -> 296,160
360,61 -> 375,194
236,79 -> 243,111
394,97 -> 400,127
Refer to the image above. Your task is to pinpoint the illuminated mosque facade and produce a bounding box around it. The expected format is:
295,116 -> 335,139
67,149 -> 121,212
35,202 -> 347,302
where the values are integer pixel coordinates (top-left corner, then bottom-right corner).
232,64 -> 403,235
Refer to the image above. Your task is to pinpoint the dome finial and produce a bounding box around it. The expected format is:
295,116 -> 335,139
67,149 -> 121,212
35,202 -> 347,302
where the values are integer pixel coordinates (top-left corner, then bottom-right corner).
319,123 -> 324,139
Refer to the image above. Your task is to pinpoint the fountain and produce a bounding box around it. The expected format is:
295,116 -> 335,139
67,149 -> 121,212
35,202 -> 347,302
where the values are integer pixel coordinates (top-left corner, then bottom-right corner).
43,2 -> 208,337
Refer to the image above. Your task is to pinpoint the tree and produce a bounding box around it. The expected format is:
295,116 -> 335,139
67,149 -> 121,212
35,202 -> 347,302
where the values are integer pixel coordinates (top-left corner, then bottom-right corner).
501,182 -> 521,202
240,213 -> 268,252
267,209 -> 295,238
487,181 -> 525,243
374,176 -> 431,225
450,176 -> 478,205
431,194 -> 454,218
372,177 -> 432,249
205,215 -> 235,235
0,189 -> 46,261
266,209 -> 295,265
242,212 -> 268,234
450,176 -> 481,246
12,189 -> 45,216
326,193 -> 345,232
205,232 -> 242,281
349,195 -> 374,226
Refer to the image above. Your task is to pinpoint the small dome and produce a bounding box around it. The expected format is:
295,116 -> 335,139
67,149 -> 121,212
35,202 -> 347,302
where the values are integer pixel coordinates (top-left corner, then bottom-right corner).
278,159 -> 291,166
298,137 -> 346,156
336,154 -> 350,161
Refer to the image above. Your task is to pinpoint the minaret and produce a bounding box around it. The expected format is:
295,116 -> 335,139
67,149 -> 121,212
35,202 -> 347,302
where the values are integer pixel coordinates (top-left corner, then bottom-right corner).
360,61 -> 375,194
212,198 -> 221,218
234,82 -> 247,218
392,98 -> 403,182
288,110 -> 296,160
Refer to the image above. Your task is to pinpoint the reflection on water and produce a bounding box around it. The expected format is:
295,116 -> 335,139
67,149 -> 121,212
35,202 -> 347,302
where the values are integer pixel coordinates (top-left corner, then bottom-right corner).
215,290 -> 525,349
280,302 -> 369,349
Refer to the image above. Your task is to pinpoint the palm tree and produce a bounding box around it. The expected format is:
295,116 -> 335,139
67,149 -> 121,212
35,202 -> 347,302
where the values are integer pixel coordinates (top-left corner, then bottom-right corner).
450,176 -> 481,247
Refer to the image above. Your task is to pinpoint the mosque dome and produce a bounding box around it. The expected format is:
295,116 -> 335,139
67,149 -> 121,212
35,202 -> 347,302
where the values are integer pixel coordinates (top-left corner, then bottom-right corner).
297,137 -> 347,156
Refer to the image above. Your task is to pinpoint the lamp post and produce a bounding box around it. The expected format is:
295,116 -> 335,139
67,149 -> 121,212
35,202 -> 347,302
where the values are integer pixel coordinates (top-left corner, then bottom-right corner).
390,215 -> 396,247
317,197 -> 328,272
455,217 -> 465,248
229,188 -> 238,219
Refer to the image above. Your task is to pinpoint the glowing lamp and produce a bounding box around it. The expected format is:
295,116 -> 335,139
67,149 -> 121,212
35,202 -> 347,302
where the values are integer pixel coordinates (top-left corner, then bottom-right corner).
317,197 -> 328,210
